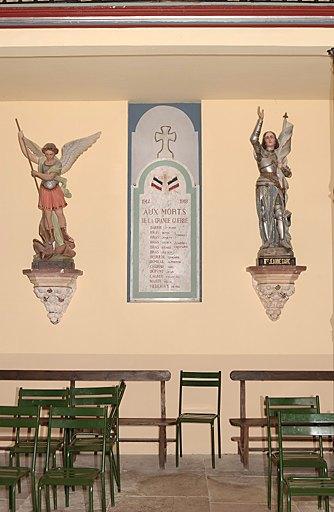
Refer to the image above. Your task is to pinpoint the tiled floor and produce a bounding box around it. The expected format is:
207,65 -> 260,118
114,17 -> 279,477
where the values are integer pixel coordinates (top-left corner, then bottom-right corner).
1,453 -> 333,511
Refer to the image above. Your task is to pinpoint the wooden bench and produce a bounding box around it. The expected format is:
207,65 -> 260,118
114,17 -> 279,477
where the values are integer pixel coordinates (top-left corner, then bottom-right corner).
229,370 -> 334,468
0,369 -> 175,469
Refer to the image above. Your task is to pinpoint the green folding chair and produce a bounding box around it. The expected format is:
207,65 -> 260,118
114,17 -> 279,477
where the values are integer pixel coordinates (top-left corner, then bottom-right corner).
11,387 -> 70,493
68,382 -> 125,503
0,405 -> 40,512
265,396 -> 326,512
278,412 -> 334,512
37,405 -> 108,512
175,371 -> 221,469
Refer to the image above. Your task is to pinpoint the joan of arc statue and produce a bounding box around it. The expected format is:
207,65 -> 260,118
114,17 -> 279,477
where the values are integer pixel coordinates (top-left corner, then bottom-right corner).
250,107 -> 294,258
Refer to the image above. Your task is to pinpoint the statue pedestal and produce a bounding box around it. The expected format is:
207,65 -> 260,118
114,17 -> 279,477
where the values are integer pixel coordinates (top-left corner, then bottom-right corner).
246,265 -> 306,321
23,266 -> 83,324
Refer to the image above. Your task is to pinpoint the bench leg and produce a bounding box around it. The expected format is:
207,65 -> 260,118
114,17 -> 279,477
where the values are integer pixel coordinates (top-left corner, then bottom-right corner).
240,425 -> 250,469
159,425 -> 167,469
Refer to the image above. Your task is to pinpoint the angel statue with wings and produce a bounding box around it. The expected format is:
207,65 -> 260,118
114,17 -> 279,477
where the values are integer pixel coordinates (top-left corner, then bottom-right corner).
250,107 -> 294,259
18,128 -> 101,261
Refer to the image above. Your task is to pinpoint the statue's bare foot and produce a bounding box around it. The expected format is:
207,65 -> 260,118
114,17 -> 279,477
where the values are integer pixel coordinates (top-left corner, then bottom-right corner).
61,227 -> 74,243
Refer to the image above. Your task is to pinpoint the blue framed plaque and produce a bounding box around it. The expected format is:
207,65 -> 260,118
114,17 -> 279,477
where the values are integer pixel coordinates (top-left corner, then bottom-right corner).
128,103 -> 201,302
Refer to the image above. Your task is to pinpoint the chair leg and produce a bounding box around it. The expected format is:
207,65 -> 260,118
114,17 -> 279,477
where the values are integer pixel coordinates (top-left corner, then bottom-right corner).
88,485 -> 93,512
111,447 -> 120,492
325,496 -> 330,512
45,485 -> 51,512
287,491 -> 292,512
277,468 -> 283,512
109,452 -> 115,504
101,474 -> 106,512
11,485 -> 16,512
116,441 -> 121,491
179,423 -> 183,458
67,451 -> 75,492
37,485 -> 42,512
52,486 -> 57,510
31,475 -> 37,512
217,417 -> 222,459
65,485 -> 70,508
267,456 -> 272,509
210,423 -> 215,469
175,423 -> 179,467
110,459 -> 115,506
16,454 -> 21,494
9,485 -> 14,512
9,485 -> 12,512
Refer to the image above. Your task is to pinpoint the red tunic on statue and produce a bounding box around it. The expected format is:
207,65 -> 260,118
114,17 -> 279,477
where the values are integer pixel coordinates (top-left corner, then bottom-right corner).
37,158 -> 67,211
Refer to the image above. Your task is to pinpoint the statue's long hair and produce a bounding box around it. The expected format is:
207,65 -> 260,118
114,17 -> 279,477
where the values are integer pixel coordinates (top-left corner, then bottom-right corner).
261,131 -> 279,150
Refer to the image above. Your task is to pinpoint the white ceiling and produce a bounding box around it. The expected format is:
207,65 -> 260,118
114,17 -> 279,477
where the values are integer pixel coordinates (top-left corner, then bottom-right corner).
0,53 -> 331,101
0,27 -> 332,101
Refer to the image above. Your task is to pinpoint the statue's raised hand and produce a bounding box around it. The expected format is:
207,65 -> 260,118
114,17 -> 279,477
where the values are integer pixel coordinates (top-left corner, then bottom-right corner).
257,106 -> 264,120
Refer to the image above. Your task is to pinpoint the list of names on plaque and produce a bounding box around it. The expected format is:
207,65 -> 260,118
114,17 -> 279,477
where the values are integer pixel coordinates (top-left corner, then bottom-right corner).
138,180 -> 191,293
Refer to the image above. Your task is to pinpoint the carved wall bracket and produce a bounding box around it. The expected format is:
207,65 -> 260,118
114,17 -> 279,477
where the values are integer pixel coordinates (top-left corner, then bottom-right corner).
23,268 -> 83,324
246,265 -> 306,321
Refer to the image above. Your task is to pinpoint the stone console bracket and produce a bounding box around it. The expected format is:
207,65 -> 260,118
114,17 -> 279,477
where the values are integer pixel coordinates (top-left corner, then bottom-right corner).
23,268 -> 83,324
246,265 -> 306,321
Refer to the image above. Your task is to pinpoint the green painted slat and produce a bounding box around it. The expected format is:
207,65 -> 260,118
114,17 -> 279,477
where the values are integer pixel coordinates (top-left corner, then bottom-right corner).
181,380 -> 220,387
181,372 -> 220,378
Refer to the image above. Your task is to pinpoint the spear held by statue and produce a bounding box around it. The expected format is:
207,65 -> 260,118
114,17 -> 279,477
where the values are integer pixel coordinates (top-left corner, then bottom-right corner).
15,118 -> 40,193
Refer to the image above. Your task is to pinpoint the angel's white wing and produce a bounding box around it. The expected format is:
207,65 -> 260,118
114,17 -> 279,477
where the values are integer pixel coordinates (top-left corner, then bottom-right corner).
60,132 -> 101,175
23,136 -> 43,158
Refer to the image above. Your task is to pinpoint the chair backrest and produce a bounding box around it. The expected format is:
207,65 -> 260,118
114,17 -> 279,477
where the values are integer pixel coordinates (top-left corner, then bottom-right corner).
265,396 -> 320,416
69,382 -> 125,408
178,371 -> 221,416
265,396 -> 320,455
277,412 -> 334,469
18,387 -> 70,408
0,405 -> 40,471
69,382 -> 126,439
46,405 -> 108,471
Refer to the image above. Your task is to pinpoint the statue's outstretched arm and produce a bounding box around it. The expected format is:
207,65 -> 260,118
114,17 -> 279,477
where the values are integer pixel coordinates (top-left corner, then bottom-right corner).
250,116 -> 263,159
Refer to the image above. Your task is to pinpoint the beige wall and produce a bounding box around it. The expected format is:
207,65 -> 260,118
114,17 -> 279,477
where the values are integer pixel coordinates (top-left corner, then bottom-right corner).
0,98 -> 332,453
0,27 -> 333,454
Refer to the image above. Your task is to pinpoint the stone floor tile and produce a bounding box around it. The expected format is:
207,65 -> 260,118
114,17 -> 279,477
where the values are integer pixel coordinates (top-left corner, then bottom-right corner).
122,470 -> 208,497
210,502 -> 299,512
172,496 -> 210,511
207,474 -> 267,503
294,499 -> 334,511
120,454 -> 205,473
165,454 -> 205,472
112,496 -> 174,511
204,453 -> 267,476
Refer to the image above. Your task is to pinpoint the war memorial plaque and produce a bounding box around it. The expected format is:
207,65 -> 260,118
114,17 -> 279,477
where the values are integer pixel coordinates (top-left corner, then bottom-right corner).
128,104 -> 201,302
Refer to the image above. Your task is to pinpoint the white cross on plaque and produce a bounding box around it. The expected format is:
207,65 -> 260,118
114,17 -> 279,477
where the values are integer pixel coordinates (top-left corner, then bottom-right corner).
154,126 -> 177,160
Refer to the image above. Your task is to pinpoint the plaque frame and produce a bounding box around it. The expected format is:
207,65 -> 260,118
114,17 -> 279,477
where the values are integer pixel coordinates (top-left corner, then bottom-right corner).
127,103 -> 202,303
